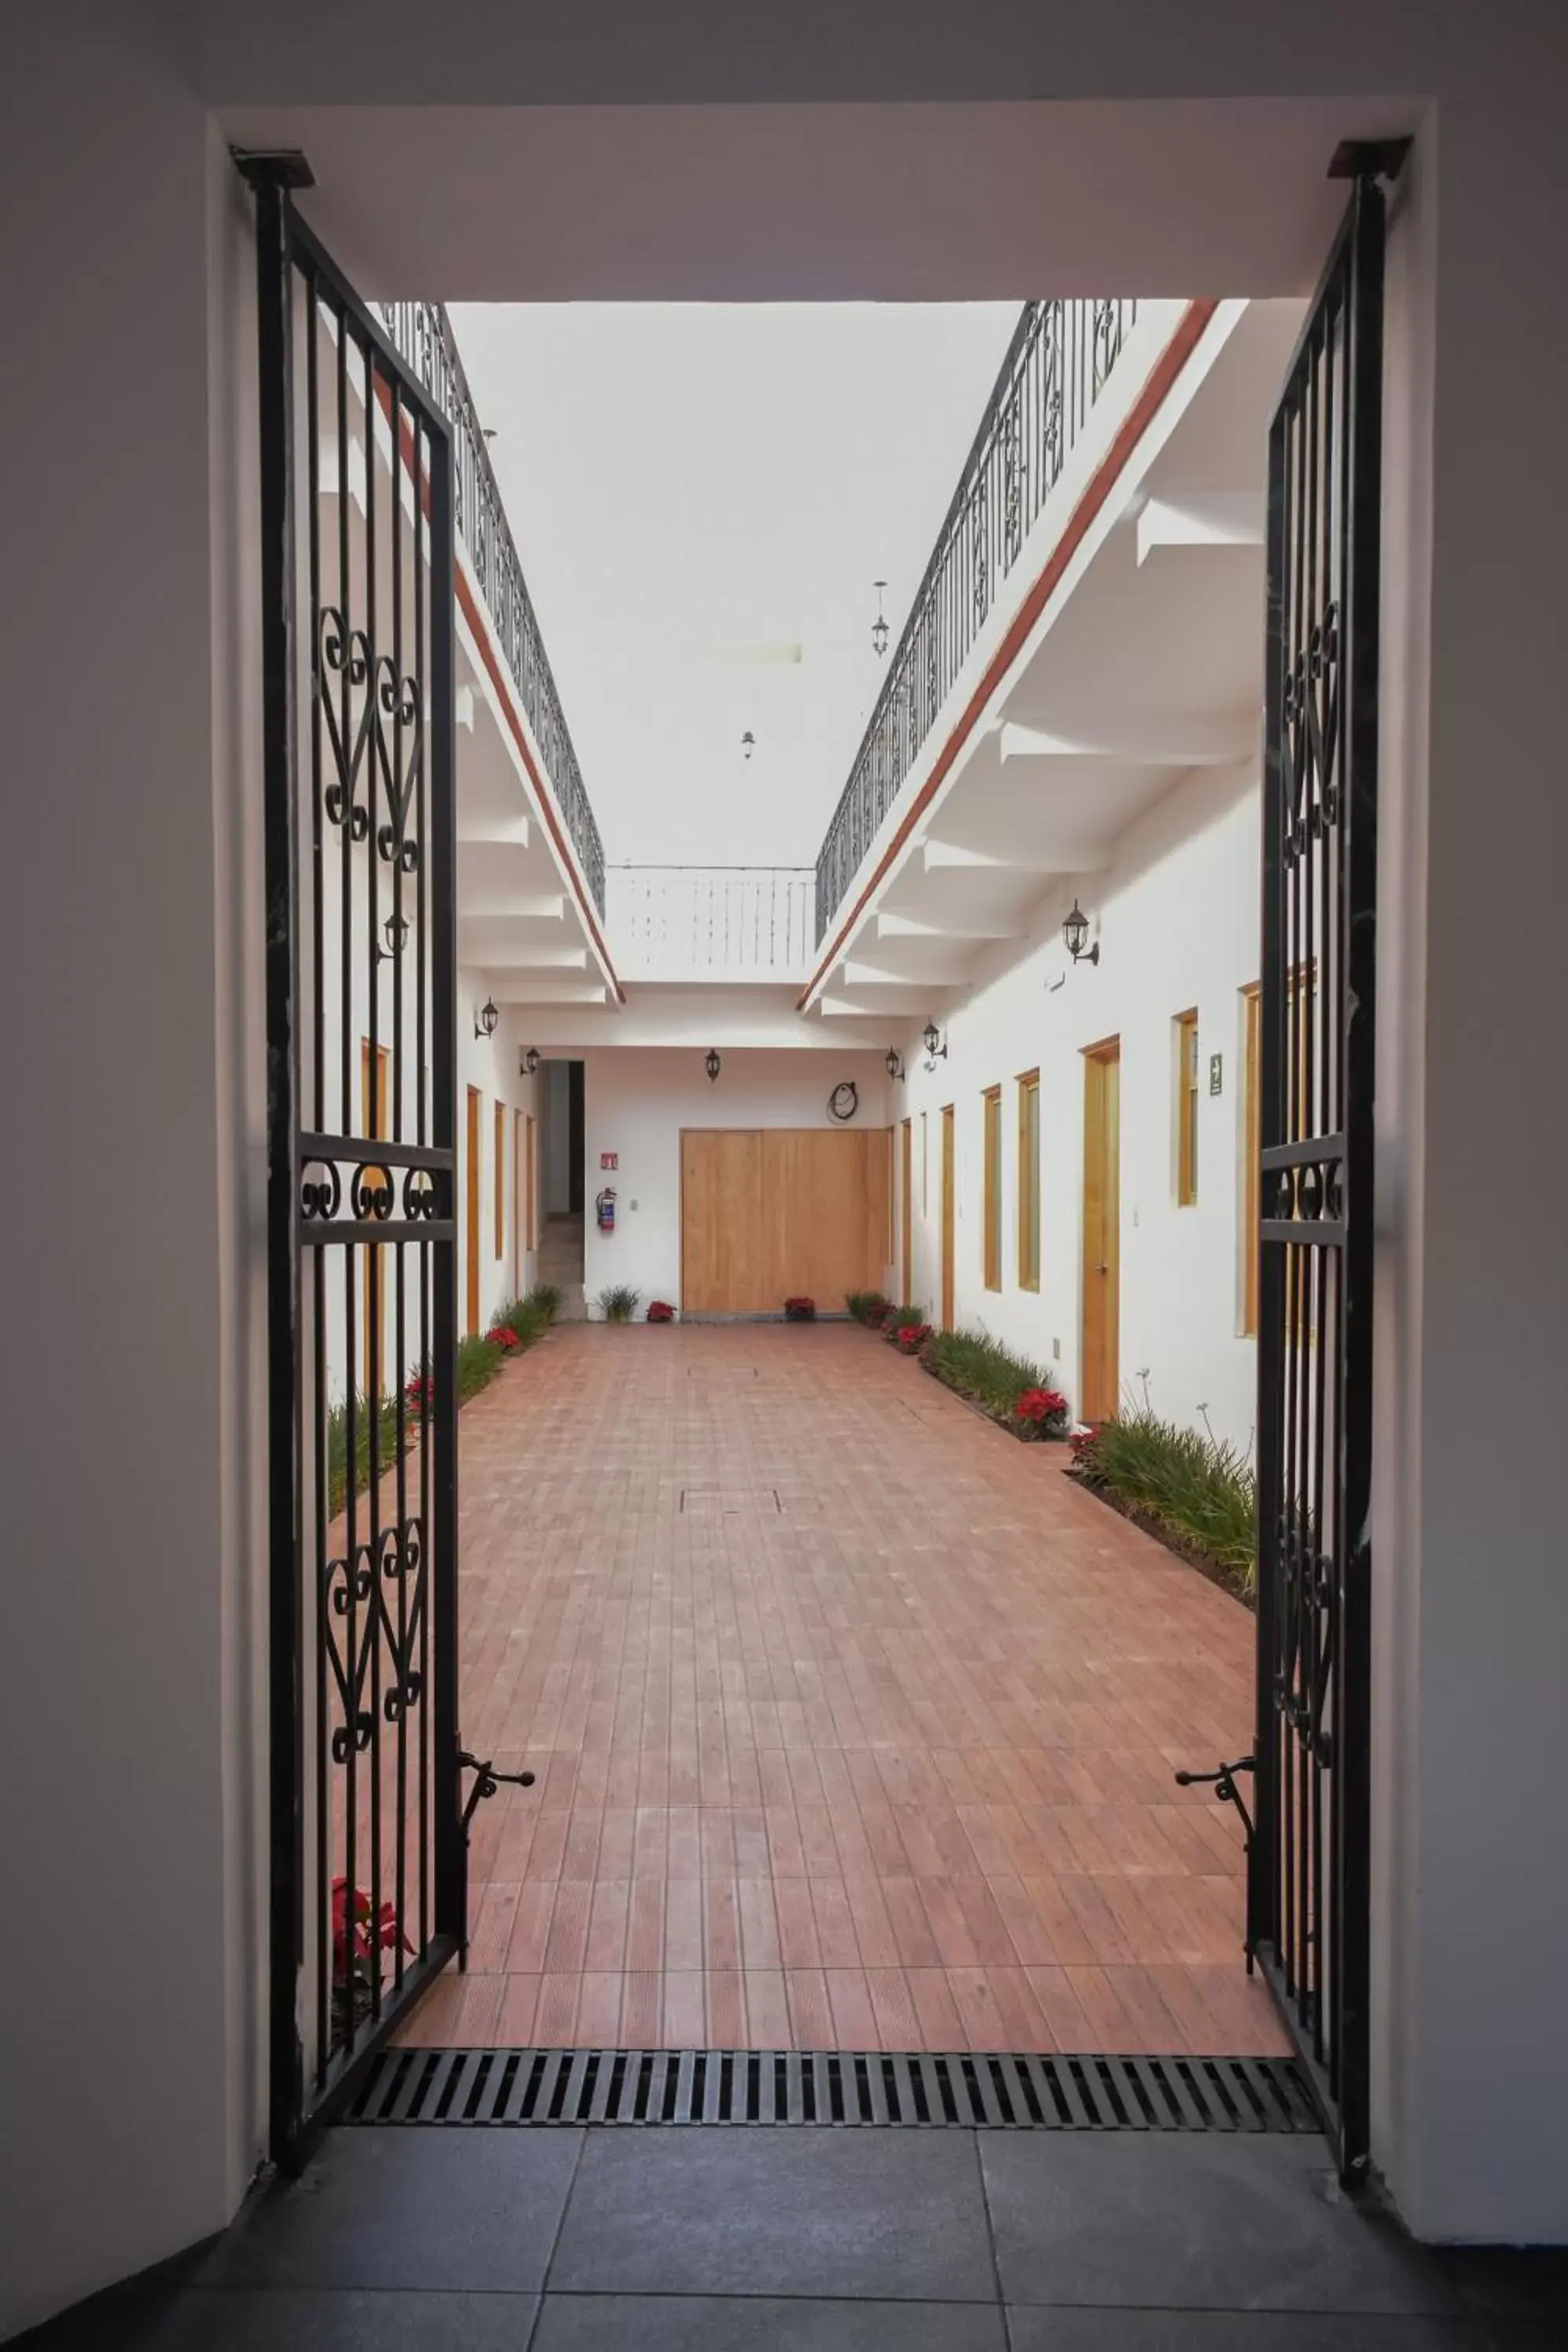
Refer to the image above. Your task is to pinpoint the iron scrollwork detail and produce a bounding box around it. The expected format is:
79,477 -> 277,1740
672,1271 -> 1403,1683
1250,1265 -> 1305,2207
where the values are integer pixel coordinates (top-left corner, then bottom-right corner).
318,605 -> 423,873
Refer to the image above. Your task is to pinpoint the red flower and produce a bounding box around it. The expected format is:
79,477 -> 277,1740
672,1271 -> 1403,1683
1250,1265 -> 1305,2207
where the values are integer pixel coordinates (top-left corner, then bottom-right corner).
489,1324 -> 521,1351
331,1876 -> 411,1980
1014,1386 -> 1069,1424
405,1370 -> 434,1414
647,1300 -> 676,1322
894,1321 -> 932,1354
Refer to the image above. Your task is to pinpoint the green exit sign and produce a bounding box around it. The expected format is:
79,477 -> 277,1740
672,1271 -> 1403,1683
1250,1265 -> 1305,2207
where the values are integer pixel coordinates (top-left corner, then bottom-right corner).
1209,1053 -> 1224,1096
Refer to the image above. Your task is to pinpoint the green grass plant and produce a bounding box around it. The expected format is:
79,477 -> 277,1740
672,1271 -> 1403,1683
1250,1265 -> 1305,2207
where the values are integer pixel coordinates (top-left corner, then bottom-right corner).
922,1326 -> 1057,1416
596,1283 -> 641,1323
1075,1409 -> 1258,1595
845,1290 -> 889,1324
525,1282 -> 564,1324
325,1392 -> 408,1519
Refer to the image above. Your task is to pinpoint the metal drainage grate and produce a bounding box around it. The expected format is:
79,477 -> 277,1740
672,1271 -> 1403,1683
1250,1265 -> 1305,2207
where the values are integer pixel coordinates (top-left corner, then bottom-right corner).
343,2049 -> 1318,2132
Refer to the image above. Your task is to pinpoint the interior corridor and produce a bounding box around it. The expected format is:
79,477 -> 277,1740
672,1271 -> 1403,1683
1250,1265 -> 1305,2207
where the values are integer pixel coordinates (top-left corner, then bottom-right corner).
399,1321 -> 1282,2055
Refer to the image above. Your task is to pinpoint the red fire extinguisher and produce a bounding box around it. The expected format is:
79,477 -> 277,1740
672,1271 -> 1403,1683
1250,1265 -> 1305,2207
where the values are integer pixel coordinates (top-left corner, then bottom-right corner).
596,1186 -> 616,1235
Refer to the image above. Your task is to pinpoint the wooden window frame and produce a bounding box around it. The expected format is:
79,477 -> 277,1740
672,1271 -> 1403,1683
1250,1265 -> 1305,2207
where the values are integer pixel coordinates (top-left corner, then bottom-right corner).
494,1098 -> 506,1259
982,1084 -> 1003,1292
1175,1008 -> 1200,1207
1016,1068 -> 1040,1291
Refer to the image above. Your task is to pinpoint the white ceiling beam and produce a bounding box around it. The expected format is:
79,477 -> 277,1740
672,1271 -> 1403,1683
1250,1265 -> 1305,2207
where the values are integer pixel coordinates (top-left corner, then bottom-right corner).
920,837 -> 1061,875
875,909 -> 1023,944
1136,490 -> 1264,566
485,978 -> 609,1006
459,940 -> 589,972
456,813 -> 533,849
996,714 -> 1256,764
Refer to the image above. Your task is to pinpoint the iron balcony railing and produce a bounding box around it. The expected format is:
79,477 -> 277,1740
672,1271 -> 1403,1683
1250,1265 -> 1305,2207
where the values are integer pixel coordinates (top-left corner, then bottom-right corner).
607,864 -> 815,977
813,297 -> 1139,945
379,301 -> 606,917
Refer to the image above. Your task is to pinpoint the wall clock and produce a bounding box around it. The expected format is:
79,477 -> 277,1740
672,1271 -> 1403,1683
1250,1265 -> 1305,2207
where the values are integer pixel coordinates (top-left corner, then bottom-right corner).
828,1080 -> 859,1123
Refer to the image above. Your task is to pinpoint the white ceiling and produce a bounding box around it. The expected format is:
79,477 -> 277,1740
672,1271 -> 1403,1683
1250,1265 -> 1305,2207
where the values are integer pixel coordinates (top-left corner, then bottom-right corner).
448,300 -> 1020,866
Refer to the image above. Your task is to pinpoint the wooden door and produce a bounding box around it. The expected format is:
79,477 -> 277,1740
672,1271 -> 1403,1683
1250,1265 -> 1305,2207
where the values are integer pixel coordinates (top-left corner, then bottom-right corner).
900,1118 -> 913,1303
1080,1040 -> 1121,1419
465,1083 -> 481,1338
680,1129 -> 887,1313
360,1040 -> 388,1397
939,1105 -> 955,1331
513,1109 -> 527,1300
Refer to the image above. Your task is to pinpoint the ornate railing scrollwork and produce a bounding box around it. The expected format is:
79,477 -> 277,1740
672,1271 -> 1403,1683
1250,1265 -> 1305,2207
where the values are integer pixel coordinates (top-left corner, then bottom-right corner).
296,1134 -> 455,1242
376,299 -> 606,915
812,296 -> 1140,943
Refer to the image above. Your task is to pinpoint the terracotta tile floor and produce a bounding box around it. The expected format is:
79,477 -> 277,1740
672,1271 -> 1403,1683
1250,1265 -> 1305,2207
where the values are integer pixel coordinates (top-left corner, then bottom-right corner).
397,1321 -> 1283,2055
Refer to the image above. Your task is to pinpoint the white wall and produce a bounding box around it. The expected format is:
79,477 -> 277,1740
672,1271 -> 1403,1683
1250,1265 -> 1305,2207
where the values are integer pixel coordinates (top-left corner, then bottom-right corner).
0,7 -> 262,2336
898,763 -> 1260,1449
581,1047 -> 894,1312
457,984 -> 540,1333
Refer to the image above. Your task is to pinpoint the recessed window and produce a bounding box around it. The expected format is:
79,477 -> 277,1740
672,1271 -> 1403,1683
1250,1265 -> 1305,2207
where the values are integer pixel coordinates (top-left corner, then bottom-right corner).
1175,1009 -> 1200,1207
1017,1069 -> 1040,1291
982,1085 -> 1003,1290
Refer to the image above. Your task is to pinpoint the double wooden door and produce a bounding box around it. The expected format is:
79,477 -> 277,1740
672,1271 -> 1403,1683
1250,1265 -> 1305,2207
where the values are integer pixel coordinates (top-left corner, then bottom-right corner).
681,1128 -> 888,1314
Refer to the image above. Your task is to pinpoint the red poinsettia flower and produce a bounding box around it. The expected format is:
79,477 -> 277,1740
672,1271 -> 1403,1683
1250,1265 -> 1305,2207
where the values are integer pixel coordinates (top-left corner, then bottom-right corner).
1014,1386 -> 1070,1423
647,1300 -> 676,1322
331,1876 -> 412,1980
895,1322 -> 933,1354
489,1324 -> 521,1351
405,1370 -> 434,1414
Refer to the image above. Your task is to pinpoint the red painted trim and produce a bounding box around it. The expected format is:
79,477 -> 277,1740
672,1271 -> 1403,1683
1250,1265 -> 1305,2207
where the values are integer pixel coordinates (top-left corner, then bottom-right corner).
381,387 -> 626,1003
797,299 -> 1221,1012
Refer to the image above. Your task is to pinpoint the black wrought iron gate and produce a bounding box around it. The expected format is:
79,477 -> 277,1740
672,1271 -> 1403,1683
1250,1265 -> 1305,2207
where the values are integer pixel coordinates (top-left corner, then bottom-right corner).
246,159 -> 463,2155
1250,172 -> 1387,2181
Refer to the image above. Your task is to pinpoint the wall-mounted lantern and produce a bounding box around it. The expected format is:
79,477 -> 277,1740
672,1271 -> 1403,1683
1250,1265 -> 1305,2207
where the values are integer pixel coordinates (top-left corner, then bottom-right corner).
741,731 -> 755,761
1062,898 -> 1100,967
872,581 -> 890,659
474,996 -> 500,1038
884,1047 -> 905,1082
922,1020 -> 947,1071
521,1045 -> 540,1076
378,913 -> 409,963
705,1047 -> 722,1083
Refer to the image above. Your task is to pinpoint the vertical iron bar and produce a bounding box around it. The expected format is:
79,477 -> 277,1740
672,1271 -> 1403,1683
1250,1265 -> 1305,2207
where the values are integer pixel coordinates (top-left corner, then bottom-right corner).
428,426 -> 465,1956
249,162 -> 305,2160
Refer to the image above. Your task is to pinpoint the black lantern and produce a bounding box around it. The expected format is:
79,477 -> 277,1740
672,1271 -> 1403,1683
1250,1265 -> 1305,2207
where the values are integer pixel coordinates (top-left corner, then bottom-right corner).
705,1047 -> 722,1083
521,1045 -> 540,1076
378,912 -> 409,961
1062,898 -> 1100,967
872,580 -> 889,659
921,1021 -> 947,1069
741,731 -> 755,761
885,1046 -> 905,1082
474,996 -> 500,1039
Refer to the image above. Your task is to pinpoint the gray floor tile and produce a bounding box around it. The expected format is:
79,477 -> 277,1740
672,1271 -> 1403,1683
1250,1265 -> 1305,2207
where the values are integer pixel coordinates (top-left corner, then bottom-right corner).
532,2294 -> 1007,2350
195,2128 -> 583,2291
548,2129 -> 996,2301
153,2289 -> 537,2349
1005,2311 -> 1502,2350
981,2135 -> 1455,2315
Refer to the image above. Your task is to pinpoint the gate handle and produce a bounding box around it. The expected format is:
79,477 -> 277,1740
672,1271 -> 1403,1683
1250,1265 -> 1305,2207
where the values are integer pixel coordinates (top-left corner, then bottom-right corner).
459,1748 -> 535,1838
1174,1755 -> 1255,1849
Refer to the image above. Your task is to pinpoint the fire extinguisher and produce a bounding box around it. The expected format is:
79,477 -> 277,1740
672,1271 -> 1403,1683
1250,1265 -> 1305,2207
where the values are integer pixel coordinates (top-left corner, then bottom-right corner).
596,1186 -> 616,1235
